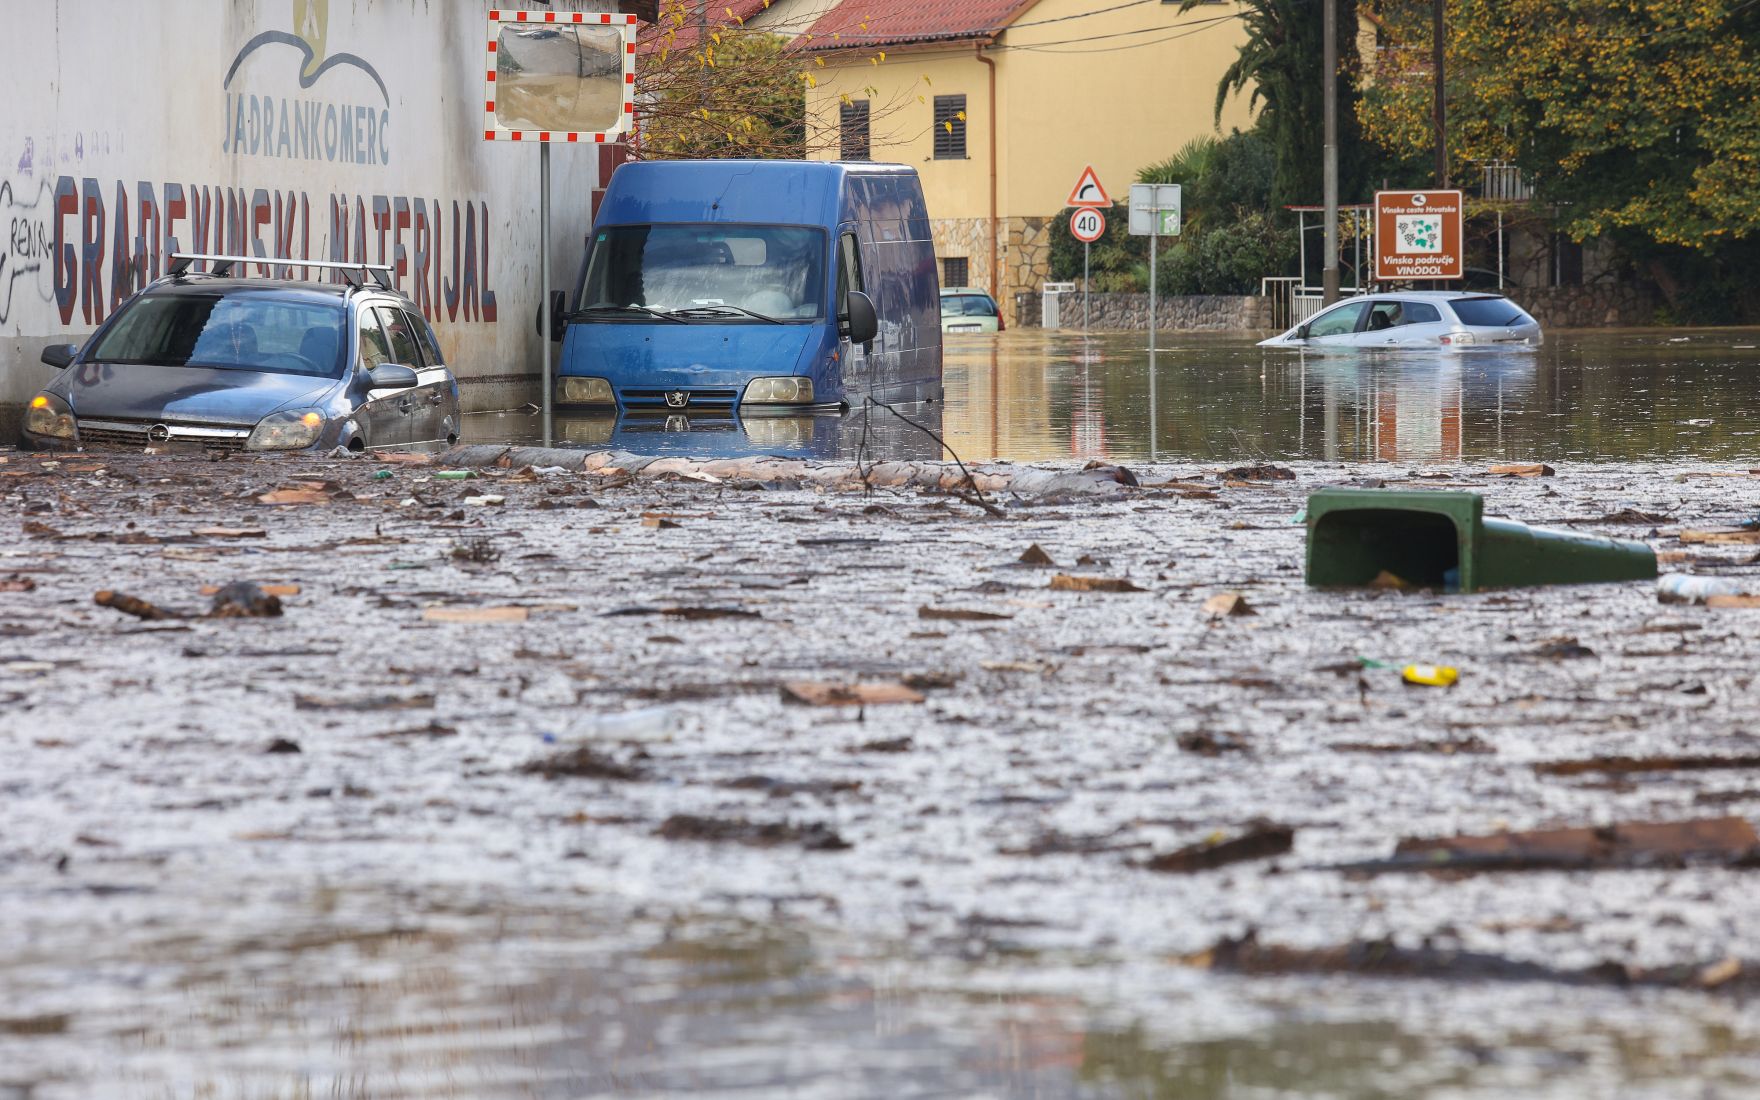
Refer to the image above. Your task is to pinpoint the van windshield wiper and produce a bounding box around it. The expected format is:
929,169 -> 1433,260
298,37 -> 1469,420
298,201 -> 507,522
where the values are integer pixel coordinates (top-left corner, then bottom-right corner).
664,304 -> 785,325
572,304 -> 686,324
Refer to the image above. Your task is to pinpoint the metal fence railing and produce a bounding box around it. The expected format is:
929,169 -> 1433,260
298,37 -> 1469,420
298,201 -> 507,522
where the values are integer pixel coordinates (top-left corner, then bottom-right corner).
1261,277 -> 1302,330
1481,163 -> 1534,202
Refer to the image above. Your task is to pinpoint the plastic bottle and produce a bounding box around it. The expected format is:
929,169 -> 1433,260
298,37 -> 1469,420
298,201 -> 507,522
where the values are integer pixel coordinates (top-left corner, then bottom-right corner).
572,705 -> 687,743
1657,574 -> 1745,605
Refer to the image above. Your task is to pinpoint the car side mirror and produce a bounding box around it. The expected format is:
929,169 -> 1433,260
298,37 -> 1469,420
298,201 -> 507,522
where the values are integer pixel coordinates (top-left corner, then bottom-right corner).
40,343 -> 78,369
844,290 -> 878,345
368,363 -> 420,389
535,290 -> 567,342
1295,323 -> 1310,340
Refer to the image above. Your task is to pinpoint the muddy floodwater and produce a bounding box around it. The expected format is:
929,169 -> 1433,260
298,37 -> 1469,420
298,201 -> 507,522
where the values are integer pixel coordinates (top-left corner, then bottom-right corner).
12,332 -> 1760,1098
468,328 -> 1760,466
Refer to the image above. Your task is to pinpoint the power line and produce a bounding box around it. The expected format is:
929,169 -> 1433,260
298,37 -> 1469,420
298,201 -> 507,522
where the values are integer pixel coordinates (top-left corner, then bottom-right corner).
1003,10 -> 1242,53
802,7 -> 1244,60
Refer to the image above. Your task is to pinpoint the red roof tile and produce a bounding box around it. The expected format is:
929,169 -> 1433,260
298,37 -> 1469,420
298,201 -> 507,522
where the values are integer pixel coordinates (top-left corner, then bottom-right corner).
795,0 -> 1040,51
639,0 -> 775,50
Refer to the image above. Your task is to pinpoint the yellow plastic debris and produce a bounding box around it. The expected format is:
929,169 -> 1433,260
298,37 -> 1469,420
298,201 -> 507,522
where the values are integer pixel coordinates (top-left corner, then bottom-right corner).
1402,664 -> 1459,687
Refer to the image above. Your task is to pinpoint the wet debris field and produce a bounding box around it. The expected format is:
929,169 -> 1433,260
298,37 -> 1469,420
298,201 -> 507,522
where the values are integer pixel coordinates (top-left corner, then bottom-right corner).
7,446 -> 1760,1097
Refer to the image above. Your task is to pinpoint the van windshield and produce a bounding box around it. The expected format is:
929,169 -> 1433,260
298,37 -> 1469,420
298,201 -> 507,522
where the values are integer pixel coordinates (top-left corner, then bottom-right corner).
578,224 -> 826,322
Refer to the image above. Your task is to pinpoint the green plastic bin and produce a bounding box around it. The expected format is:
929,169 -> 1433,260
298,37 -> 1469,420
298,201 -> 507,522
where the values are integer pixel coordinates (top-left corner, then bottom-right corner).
1305,488 -> 1657,593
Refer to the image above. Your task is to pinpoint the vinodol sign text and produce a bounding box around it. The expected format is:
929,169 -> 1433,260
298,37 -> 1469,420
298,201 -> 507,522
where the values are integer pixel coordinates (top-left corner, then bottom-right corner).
0,0 -> 614,431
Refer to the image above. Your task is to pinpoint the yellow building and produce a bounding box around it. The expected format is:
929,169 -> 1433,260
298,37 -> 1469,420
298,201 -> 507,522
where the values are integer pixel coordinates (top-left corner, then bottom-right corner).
787,0 -> 1255,323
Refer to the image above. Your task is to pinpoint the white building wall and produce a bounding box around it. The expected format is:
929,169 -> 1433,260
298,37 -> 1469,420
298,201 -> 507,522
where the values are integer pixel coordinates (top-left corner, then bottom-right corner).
0,0 -> 616,426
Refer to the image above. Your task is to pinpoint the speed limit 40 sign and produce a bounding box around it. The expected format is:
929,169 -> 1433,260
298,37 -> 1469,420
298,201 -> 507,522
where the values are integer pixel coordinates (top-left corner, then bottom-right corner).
1070,206 -> 1106,243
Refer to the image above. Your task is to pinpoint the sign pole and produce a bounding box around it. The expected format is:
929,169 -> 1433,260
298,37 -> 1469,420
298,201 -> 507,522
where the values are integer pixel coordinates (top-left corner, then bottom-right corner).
540,142 -> 552,449
1083,241 -> 1091,332
1148,214 -> 1158,355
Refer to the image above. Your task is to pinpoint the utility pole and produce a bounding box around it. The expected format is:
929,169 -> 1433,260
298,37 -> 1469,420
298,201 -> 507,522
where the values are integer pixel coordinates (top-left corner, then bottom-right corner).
1321,0 -> 1340,304
1432,0 -> 1447,189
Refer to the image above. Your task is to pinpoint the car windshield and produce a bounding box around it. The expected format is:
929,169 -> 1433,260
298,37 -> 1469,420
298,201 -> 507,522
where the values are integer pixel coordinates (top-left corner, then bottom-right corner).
86,294 -> 347,377
942,294 -> 997,317
578,224 -> 826,321
1450,297 -> 1534,327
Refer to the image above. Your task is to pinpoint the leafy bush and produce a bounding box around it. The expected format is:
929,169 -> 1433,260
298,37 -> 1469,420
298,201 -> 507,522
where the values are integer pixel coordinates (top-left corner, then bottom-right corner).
1156,212 -> 1296,296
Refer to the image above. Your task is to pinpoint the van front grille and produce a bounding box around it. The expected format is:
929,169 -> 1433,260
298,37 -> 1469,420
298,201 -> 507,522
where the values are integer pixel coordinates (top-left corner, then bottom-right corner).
619,387 -> 740,411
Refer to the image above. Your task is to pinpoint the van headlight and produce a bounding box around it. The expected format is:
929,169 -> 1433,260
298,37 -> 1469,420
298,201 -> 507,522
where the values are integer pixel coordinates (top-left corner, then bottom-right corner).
557,376 -> 615,405
742,377 -> 814,405
248,408 -> 326,450
24,394 -> 76,439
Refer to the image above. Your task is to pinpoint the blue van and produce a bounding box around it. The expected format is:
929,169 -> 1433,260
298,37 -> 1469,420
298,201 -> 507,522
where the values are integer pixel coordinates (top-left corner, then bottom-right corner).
553,160 -> 942,416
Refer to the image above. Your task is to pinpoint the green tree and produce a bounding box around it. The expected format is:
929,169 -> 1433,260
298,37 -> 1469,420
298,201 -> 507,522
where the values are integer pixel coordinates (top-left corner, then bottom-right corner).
1359,0 -> 1760,318
638,18 -> 806,159
1180,0 -> 1373,206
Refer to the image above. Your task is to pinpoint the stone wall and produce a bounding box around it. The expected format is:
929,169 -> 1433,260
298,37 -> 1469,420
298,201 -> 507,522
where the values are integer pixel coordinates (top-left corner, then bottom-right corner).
1505,285 -> 1661,328
929,218 -> 992,296
1003,217 -> 1053,328
1012,291 -> 1274,332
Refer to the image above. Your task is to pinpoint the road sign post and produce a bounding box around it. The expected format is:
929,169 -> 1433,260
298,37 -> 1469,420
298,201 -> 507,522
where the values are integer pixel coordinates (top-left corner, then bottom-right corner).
1068,205 -> 1107,333
1373,190 -> 1464,283
1065,167 -> 1112,335
1129,184 -> 1181,354
484,10 -> 638,446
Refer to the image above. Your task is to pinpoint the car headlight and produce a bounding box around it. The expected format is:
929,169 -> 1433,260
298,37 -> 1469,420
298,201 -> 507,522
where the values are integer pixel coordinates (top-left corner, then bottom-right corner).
247,408 -> 326,450
742,376 -> 815,405
557,376 -> 615,405
24,394 -> 76,439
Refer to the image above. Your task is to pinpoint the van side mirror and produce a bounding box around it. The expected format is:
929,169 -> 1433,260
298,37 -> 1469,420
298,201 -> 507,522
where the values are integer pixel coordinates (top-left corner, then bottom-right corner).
535,290 -> 567,342
368,363 -> 420,390
40,344 -> 78,369
844,291 -> 878,345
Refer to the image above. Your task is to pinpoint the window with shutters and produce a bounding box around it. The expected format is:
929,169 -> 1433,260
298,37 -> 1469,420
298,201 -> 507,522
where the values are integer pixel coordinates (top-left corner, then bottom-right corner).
933,95 -> 966,159
839,99 -> 870,161
941,257 -> 968,288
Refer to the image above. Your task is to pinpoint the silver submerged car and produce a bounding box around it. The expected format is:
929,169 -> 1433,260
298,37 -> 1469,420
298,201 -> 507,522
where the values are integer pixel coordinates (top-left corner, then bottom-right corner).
1259,291 -> 1542,350
23,254 -> 460,453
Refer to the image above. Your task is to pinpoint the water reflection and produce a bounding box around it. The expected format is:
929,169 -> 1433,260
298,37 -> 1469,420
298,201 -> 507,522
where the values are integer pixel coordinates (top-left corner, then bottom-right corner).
466,330 -> 1760,465
941,328 -> 1760,464
13,898 -> 1760,1097
463,402 -> 947,462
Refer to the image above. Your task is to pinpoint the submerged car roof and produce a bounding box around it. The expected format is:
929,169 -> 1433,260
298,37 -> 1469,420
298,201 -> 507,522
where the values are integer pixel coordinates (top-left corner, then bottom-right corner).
1351,290 -> 1511,300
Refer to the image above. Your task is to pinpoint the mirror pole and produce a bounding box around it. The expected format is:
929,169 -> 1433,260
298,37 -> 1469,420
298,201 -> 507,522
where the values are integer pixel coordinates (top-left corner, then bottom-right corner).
541,141 -> 553,448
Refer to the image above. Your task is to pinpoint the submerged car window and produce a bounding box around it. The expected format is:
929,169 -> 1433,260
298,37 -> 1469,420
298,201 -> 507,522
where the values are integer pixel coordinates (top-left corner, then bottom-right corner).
1450,297 -> 1533,327
580,224 -> 827,321
1306,301 -> 1368,338
376,306 -> 423,367
87,294 -> 346,377
358,308 -> 393,368
408,312 -> 444,365
1364,300 -> 1441,329
943,295 -> 997,317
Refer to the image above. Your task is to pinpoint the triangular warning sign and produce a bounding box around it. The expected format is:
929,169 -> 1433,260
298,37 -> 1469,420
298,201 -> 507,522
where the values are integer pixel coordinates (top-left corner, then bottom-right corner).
1066,165 -> 1111,207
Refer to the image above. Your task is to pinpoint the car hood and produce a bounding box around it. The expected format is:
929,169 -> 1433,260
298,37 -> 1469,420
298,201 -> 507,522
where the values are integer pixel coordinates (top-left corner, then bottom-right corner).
563,324 -> 818,388
53,363 -> 340,427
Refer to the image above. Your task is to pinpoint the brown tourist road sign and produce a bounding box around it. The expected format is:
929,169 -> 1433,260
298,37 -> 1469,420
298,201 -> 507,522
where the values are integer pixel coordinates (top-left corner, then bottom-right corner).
1374,190 -> 1464,281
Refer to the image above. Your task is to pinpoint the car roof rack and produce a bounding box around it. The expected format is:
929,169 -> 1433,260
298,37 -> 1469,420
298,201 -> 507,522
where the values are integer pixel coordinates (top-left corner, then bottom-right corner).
167,253 -> 395,290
